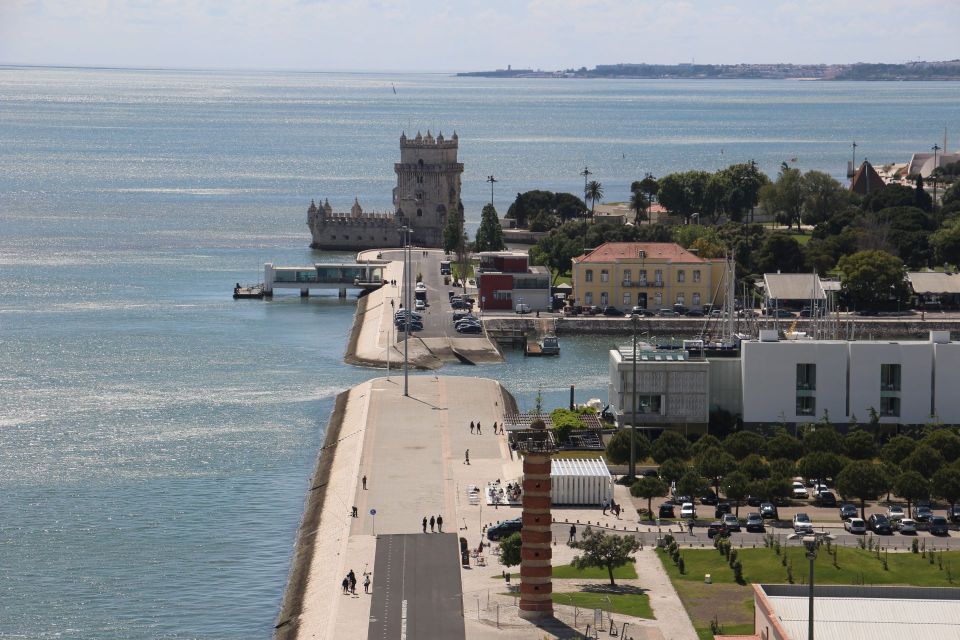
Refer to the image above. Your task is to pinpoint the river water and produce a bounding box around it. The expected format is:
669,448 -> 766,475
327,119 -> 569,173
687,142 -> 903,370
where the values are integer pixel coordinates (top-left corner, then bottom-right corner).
1,67 -> 958,637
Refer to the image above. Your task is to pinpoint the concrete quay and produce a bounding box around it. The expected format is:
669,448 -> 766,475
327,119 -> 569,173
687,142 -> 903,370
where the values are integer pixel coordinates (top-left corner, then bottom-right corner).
275,375 -> 698,640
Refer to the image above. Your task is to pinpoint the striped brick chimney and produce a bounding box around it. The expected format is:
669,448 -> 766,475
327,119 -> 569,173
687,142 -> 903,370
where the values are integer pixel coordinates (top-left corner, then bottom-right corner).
518,418 -> 554,620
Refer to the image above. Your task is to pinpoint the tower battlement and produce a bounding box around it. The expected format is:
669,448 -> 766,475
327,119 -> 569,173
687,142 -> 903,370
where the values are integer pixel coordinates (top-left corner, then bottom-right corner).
399,130 -> 459,149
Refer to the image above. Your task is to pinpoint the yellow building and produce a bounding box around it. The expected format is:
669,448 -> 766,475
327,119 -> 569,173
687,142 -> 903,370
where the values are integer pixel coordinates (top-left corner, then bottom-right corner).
571,242 -> 726,311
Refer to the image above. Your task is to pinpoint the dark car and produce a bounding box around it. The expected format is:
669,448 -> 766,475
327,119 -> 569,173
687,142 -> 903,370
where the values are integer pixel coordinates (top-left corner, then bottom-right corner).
673,495 -> 692,506
770,309 -> 794,318
673,305 -> 689,315
700,491 -> 719,505
642,469 -> 660,478
746,495 -> 763,507
456,324 -> 482,334
602,306 -> 625,317
950,505 -> 960,524
706,522 -> 729,539
685,309 -> 704,317
745,513 -> 765,532
451,300 -> 472,310
714,502 -> 732,518
868,514 -> 893,534
630,307 -> 655,317
760,502 -> 779,520
816,491 -> 837,507
658,503 -> 676,519
915,505 -> 934,523
929,516 -> 950,536
839,504 -> 858,520
486,518 -> 522,541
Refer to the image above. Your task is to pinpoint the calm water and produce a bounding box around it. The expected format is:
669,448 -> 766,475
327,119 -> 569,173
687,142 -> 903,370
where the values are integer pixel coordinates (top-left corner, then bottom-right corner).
1,67 -> 958,637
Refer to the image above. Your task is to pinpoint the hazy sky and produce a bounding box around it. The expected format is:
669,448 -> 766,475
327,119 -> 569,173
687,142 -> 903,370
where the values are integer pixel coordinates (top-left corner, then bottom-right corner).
1,0 -> 958,71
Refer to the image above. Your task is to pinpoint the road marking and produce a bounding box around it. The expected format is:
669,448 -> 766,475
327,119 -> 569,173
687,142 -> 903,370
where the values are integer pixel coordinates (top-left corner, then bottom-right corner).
400,599 -> 407,640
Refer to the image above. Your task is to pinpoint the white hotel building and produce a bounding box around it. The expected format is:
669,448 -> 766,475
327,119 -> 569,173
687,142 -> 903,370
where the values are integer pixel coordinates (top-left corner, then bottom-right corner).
609,331 -> 960,431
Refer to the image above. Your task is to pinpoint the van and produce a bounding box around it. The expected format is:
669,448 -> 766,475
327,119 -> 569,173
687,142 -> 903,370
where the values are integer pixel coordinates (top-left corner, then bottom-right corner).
515,303 -> 531,315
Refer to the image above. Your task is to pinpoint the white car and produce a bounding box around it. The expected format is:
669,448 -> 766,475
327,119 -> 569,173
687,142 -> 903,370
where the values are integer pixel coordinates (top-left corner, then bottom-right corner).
813,483 -> 828,495
792,481 -> 808,499
415,282 -> 427,292
844,517 -> 867,534
793,513 -> 814,534
897,518 -> 917,534
414,299 -> 426,311
680,502 -> 696,519
887,505 -> 905,521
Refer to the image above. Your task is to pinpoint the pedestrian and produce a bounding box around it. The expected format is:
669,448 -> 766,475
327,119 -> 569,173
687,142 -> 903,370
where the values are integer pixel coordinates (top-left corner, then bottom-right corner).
342,576 -> 349,594
569,524 -> 577,543
352,505 -> 358,518
363,572 -> 371,594
465,449 -> 470,465
688,519 -> 695,536
362,475 -> 367,490
430,515 -> 436,532
477,422 -> 482,435
602,498 -> 609,515
422,516 -> 428,533
437,515 -> 443,532
492,421 -> 497,435
615,503 -> 621,519
348,569 -> 357,594
470,421 -> 475,434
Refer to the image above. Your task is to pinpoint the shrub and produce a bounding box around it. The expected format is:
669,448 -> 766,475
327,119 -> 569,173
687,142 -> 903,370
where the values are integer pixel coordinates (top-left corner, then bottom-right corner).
733,559 -> 744,584
912,538 -> 919,554
678,556 -> 686,574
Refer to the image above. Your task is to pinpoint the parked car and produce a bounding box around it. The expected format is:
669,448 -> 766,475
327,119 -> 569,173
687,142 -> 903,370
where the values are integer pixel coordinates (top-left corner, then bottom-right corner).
722,514 -> 741,532
770,309 -> 794,318
792,482 -> 808,499
950,505 -> 960,524
673,305 -> 689,315
706,522 -> 729,539
929,516 -> 950,536
658,503 -> 676,519
452,311 -> 475,321
415,282 -> 427,292
887,505 -> 905,521
896,518 -> 917,534
451,300 -> 472,310
685,309 -> 704,317
745,513 -> 765,532
746,495 -> 763,507
414,299 -> 426,311
656,308 -> 679,317
630,306 -> 655,317
844,518 -> 867,534
700,491 -> 719,506
815,492 -> 837,507
793,513 -> 814,534
601,306 -> 625,317
839,503 -> 858,521
515,303 -> 531,315
486,518 -> 522,541
673,495 -> 692,506
456,324 -> 482,334
760,502 -> 779,520
915,505 -> 934,523
714,502 -> 732,518
680,503 -> 696,519
868,514 -> 893,534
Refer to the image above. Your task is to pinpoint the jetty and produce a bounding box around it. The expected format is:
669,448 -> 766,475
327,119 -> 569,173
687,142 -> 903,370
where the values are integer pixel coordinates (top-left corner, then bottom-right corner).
263,261 -> 388,298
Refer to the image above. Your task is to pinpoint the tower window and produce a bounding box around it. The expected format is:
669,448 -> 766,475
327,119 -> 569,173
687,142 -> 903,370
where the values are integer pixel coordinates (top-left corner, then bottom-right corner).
417,209 -> 423,217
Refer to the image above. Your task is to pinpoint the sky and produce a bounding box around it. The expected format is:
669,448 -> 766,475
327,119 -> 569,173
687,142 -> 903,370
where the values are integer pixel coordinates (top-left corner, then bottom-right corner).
1,0 -> 958,72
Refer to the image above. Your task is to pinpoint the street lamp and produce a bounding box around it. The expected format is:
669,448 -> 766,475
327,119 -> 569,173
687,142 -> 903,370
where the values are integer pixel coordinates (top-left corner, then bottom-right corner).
486,175 -> 498,207
792,531 -> 835,640
933,144 -> 942,214
580,167 -> 592,211
629,314 -> 639,481
401,225 -> 413,397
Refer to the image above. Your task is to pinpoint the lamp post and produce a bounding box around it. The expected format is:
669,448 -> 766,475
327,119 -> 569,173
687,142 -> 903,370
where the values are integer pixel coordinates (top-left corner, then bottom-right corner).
401,226 -> 412,397
629,314 -> 639,481
486,175 -> 497,207
388,298 -> 395,379
933,144 -> 941,214
805,537 -> 817,640
580,167 -> 592,213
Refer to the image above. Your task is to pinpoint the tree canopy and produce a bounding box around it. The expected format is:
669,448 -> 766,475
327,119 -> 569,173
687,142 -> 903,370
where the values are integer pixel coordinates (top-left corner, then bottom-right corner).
837,250 -> 909,310
474,203 -> 505,252
631,476 -> 667,518
836,460 -> 891,520
505,190 -> 586,228
499,532 -> 522,567
572,526 -> 641,586
605,429 -> 652,466
652,430 -> 692,463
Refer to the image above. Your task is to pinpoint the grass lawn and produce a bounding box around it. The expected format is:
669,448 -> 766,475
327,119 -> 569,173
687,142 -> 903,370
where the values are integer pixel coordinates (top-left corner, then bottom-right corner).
551,269 -> 572,286
451,262 -> 475,281
495,562 -> 637,581
552,591 -> 654,619
658,546 -> 960,636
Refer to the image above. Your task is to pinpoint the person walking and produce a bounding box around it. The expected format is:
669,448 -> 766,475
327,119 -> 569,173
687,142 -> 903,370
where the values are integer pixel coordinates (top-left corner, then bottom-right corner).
363,572 -> 371,594
476,422 -> 482,435
422,516 -> 428,533
348,570 -> 357,594
470,421 -> 475,434
351,505 -> 358,518
492,421 -> 497,435
342,576 -> 350,594
464,449 -> 470,465
602,498 -> 609,515
569,524 -> 577,543
362,475 -> 367,490
429,516 -> 436,532
437,515 -> 443,532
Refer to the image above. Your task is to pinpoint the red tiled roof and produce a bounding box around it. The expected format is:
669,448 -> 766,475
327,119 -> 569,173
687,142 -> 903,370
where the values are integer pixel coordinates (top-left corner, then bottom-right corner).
574,242 -> 712,264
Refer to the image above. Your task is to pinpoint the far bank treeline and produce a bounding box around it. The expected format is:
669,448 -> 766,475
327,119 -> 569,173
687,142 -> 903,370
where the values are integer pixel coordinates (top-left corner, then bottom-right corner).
479,161 -> 960,311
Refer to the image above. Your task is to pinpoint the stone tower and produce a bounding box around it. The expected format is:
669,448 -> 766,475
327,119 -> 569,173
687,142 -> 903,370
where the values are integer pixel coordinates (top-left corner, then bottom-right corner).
394,130 -> 463,247
516,418 -> 556,620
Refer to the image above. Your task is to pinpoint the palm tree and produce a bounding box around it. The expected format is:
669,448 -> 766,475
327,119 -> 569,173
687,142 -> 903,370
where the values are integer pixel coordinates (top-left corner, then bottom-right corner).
630,190 -> 648,225
585,180 -> 604,216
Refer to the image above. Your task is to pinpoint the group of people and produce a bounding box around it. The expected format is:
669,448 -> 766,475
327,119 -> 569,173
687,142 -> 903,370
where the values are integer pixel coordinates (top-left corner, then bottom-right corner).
422,514 -> 444,532
469,420 -> 505,435
487,479 -> 521,506
341,569 -> 371,595
602,497 -> 622,519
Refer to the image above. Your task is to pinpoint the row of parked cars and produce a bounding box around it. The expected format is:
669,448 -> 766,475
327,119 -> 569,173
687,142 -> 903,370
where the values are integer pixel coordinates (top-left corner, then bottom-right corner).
450,294 -> 482,334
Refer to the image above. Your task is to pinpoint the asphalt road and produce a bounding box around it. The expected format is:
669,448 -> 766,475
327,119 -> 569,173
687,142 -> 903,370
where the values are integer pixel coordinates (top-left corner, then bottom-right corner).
368,533 -> 465,640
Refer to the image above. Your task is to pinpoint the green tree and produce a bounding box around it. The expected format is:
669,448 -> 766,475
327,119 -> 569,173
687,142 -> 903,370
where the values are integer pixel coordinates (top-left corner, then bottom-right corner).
584,180 -> 604,215
695,447 -> 737,496
442,206 -> 464,253
637,174 -> 660,208
864,183 -> 932,213
677,470 -> 708,499
691,434 -> 722,457
722,470 -> 751,516
932,466 -> 960,511
658,170 -> 711,224
652,430 -> 692,463
803,424 -> 843,454
922,430 -> 960,464
838,250 -> 909,310
930,218 -> 960,268
893,470 -> 930,518
572,527 -> 641,586
881,435 -> 917,465
835,460 -> 891,520
630,189 -> 649,224
605,429 -> 652,466
631,476 -> 668,519
903,444 -> 946,477
801,170 -> 849,226
658,458 -> 688,485
759,166 -> 804,231
499,532 -> 522,567
723,431 -> 766,459
740,454 -> 771,481
768,458 -> 797,480
474,203 -> 505,252
752,233 -> 805,274
764,430 -> 805,461
761,476 -> 792,504
797,452 -> 845,488
843,430 -> 878,460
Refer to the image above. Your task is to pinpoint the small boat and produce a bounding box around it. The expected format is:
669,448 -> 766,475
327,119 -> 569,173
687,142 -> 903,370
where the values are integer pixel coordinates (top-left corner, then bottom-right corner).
233,283 -> 264,299
538,335 -> 560,356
